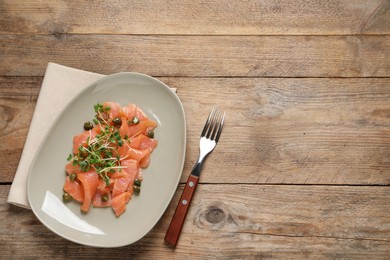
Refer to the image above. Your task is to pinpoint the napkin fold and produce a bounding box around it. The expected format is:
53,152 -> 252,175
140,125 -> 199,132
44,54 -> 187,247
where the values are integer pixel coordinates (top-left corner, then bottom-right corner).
7,63 -> 175,209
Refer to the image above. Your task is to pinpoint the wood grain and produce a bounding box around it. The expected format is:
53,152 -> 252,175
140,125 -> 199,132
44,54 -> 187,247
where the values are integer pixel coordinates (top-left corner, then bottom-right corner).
0,0 -> 388,35
1,184 -> 389,258
0,76 -> 40,180
1,77 -> 389,185
1,1 -> 390,257
0,35 -> 389,77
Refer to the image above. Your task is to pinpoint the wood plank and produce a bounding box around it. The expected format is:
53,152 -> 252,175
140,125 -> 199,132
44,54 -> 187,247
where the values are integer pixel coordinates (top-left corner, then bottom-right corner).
0,0 -> 388,35
1,77 -> 390,185
168,77 -> 390,185
0,35 -> 389,77
0,77 -> 40,180
1,184 -> 389,258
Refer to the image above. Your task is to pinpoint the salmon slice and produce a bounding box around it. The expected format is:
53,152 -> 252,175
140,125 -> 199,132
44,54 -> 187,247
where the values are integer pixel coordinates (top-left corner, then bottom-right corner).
122,103 -> 147,121
121,103 -> 158,137
92,188 -> 111,208
72,130 -> 98,155
73,131 -> 89,155
63,176 -> 84,203
118,116 -> 130,138
139,134 -> 158,152
128,147 -> 149,163
121,159 -> 139,177
115,136 -> 142,158
116,141 -> 128,157
102,102 -> 123,124
112,159 -> 139,197
122,159 -> 139,187
65,162 -> 81,175
117,144 -> 149,163
112,177 -> 131,198
138,135 -> 157,168
119,119 -> 155,146
124,119 -> 157,138
139,153 -> 150,168
111,191 -> 132,217
96,179 -> 108,192
109,169 -> 127,179
129,135 -> 142,149
77,171 -> 99,213
136,167 -> 143,181
143,119 -> 158,134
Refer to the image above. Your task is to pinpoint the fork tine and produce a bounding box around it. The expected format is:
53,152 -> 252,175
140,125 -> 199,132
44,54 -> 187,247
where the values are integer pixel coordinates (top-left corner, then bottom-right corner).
215,111 -> 225,142
210,109 -> 223,140
206,108 -> 219,138
201,107 -> 215,137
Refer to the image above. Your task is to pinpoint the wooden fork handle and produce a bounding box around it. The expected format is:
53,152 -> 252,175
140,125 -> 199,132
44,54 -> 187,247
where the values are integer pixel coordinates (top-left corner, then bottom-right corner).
164,174 -> 199,247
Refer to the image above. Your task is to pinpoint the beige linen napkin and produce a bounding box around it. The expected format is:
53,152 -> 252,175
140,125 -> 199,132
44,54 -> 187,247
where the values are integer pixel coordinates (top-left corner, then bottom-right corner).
7,63 -> 175,209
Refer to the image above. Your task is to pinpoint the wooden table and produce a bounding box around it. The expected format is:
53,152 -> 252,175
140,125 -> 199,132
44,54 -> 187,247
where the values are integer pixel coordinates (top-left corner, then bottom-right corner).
1,1 -> 390,258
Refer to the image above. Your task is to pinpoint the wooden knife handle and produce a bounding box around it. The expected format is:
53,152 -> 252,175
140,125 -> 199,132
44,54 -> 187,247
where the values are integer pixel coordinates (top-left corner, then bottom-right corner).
164,174 -> 199,247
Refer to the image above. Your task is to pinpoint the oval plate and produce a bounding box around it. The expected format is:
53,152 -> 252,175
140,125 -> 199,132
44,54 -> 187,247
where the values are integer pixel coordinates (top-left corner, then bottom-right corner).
27,72 -> 186,247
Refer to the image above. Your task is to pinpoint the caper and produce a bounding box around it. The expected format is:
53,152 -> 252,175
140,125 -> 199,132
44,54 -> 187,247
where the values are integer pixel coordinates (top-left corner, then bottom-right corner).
129,116 -> 139,125
69,173 -> 77,181
146,130 -> 154,138
133,185 -> 141,195
101,194 -> 109,202
134,179 -> 142,187
83,121 -> 94,131
63,192 -> 72,202
113,117 -> 122,127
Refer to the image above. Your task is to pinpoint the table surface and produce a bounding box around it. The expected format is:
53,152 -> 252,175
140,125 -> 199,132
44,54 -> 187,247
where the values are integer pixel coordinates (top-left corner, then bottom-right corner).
1,1 -> 390,258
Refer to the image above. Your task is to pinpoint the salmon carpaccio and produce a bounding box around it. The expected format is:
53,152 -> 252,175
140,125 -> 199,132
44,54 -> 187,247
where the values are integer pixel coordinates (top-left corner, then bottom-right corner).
63,102 -> 158,217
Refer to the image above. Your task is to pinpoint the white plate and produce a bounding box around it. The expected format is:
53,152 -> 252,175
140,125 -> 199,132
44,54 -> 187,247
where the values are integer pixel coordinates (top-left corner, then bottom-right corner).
27,72 -> 186,247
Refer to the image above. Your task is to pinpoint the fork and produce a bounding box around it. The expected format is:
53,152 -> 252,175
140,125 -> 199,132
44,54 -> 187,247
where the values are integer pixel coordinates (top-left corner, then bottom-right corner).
164,107 -> 225,247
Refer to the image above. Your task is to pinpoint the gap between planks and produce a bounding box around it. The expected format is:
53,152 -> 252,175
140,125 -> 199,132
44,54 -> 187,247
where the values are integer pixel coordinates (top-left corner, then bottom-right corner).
1,33 -> 390,36
2,75 -> 390,79
236,230 -> 390,242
